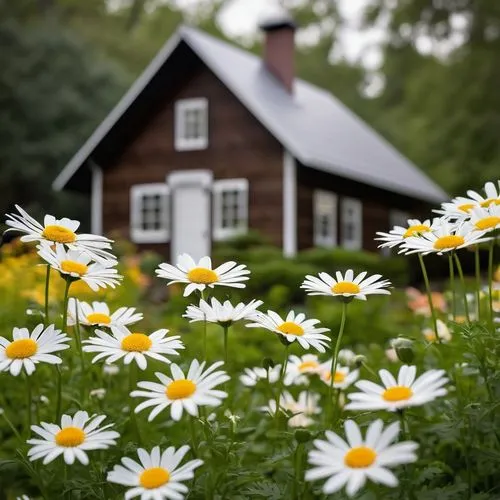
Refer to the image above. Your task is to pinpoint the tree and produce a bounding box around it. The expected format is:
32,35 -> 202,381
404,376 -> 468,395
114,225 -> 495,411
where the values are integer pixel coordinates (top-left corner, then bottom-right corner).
0,18 -> 126,228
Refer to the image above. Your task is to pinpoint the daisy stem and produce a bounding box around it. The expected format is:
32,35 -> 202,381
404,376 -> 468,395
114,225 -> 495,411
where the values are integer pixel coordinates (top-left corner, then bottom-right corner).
417,254 -> 440,343
61,279 -> 71,332
274,344 -> 289,426
488,239 -> 495,330
293,442 -> 303,499
223,324 -> 229,366
74,305 -> 86,403
0,408 -> 23,442
25,372 -> 32,437
398,410 -> 415,500
453,252 -> 470,323
44,264 -> 50,326
448,254 -> 457,321
55,364 -> 62,421
189,415 -> 198,457
128,364 -> 141,444
475,246 -> 481,320
328,301 -> 347,427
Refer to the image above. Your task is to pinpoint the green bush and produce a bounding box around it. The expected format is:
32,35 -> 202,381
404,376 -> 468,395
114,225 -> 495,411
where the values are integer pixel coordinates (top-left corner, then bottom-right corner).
296,247 -> 409,286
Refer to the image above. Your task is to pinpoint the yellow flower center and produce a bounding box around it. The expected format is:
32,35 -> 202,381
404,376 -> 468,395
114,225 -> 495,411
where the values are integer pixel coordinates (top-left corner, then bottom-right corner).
480,198 -> 500,208
433,235 -> 465,250
5,339 -> 37,359
475,216 -> 500,231
298,360 -> 319,372
323,371 -> 346,383
121,333 -> 152,352
403,224 -> 431,238
55,427 -> 85,447
60,260 -> 88,276
332,282 -> 361,295
140,467 -> 171,489
424,331 -> 437,342
166,379 -> 197,400
277,321 -> 304,336
42,225 -> 77,244
383,386 -> 413,402
86,313 -> 112,325
187,267 -> 218,284
458,203 -> 475,213
344,446 -> 377,468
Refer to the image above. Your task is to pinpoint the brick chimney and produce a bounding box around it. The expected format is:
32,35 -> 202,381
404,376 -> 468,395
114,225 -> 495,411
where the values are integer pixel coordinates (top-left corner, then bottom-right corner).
259,7 -> 296,93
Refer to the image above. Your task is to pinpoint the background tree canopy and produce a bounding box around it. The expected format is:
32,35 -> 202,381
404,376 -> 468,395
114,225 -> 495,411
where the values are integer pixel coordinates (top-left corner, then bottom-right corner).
1,0 -> 499,227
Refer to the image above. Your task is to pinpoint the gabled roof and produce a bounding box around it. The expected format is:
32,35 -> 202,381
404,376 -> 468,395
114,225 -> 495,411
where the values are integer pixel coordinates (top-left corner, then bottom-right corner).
53,25 -> 446,203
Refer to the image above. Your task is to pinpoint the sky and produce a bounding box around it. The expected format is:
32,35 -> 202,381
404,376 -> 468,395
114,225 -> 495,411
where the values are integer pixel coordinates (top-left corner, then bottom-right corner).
217,0 -> 385,69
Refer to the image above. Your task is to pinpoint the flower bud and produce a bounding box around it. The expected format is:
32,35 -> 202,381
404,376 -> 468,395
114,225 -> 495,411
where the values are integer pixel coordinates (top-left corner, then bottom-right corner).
391,338 -> 414,364
353,355 -> 367,368
294,429 -> 312,443
262,358 -> 275,370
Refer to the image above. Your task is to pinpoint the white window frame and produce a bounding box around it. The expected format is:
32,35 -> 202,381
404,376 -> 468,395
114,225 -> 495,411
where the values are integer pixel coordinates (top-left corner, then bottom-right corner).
313,190 -> 337,248
174,98 -> 209,151
130,184 -> 170,243
213,179 -> 249,241
341,197 -> 363,250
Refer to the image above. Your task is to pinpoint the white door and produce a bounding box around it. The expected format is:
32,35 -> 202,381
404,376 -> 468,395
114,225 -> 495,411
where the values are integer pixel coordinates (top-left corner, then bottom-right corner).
168,170 -> 212,262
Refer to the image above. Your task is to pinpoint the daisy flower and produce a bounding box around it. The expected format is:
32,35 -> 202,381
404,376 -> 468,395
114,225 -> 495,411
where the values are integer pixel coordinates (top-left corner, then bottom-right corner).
469,204 -> 500,234
0,324 -> 70,376
131,360 -> 229,421
107,445 -> 203,500
284,354 -> 321,386
27,410 -> 119,465
301,270 -> 391,301
376,218 -> 435,249
345,365 -> 448,412
422,319 -> 452,343
261,391 -> 321,427
402,219 -> 489,255
305,419 -> 418,497
467,180 -> 500,208
433,196 -> 479,220
5,205 -> 115,261
318,363 -> 360,390
338,349 -> 357,366
37,244 -> 121,291
156,254 -> 250,297
240,365 -> 281,387
83,327 -> 184,370
67,299 -> 143,328
247,310 -> 330,353
183,297 -> 262,326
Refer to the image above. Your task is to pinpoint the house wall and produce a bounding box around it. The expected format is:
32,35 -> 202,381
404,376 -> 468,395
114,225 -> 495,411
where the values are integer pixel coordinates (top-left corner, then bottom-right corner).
101,64 -> 284,253
296,165 -> 427,253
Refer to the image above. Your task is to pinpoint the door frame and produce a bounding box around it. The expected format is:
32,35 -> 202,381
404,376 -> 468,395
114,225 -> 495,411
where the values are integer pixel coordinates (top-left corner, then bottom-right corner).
168,170 -> 213,262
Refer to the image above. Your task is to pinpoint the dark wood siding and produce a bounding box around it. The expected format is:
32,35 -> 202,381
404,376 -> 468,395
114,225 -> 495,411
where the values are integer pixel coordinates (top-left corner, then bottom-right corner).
296,165 -> 428,253
102,59 -> 283,254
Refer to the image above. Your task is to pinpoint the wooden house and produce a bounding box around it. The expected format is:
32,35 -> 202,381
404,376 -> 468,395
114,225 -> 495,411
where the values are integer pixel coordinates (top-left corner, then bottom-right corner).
53,13 -> 446,260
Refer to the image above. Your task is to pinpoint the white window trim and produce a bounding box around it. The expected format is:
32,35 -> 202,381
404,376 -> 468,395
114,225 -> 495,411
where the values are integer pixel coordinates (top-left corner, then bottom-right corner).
314,190 -> 337,248
213,178 -> 249,241
341,197 -> 363,250
130,183 -> 170,244
174,98 -> 209,151
283,151 -> 297,257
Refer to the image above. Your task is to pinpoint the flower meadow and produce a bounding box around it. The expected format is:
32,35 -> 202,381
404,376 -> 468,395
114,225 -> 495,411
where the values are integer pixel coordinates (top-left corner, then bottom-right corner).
0,182 -> 500,500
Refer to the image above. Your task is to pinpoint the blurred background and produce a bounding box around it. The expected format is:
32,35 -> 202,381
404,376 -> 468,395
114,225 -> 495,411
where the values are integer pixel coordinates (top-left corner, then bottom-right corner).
2,0 -> 500,226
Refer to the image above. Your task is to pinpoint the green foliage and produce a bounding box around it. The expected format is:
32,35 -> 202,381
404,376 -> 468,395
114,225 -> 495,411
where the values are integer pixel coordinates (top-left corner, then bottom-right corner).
0,17 -> 125,226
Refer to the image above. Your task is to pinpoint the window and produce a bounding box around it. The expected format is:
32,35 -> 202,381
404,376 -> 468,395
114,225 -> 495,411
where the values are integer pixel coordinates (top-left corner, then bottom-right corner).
174,98 -> 208,151
314,190 -> 337,247
130,184 -> 170,243
341,197 -> 362,250
213,179 -> 249,240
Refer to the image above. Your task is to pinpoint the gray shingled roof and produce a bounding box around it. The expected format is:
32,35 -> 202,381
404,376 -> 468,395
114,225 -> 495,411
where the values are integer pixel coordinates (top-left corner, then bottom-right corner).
54,25 -> 446,203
